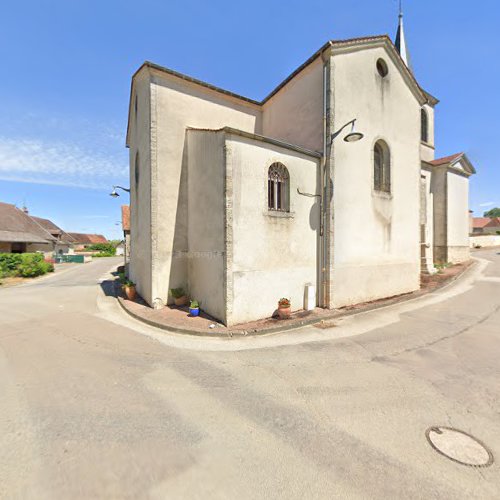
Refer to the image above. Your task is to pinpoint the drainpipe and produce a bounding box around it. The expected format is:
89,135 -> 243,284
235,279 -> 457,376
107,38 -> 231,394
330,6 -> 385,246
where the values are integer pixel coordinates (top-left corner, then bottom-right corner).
319,45 -> 332,309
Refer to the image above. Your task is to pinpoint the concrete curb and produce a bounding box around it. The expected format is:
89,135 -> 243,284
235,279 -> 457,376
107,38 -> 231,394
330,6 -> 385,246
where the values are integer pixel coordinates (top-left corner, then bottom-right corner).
114,259 -> 479,339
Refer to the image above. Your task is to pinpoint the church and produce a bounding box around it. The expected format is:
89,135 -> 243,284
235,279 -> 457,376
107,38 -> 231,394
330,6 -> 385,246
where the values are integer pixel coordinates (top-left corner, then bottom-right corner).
125,10 -> 476,326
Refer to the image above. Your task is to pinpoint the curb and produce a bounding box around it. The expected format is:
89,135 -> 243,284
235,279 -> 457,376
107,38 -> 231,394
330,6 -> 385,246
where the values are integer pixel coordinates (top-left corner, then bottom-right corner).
114,259 -> 479,339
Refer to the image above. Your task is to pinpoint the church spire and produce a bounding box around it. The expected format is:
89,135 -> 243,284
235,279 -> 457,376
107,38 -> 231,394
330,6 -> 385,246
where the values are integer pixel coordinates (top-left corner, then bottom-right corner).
395,1 -> 412,71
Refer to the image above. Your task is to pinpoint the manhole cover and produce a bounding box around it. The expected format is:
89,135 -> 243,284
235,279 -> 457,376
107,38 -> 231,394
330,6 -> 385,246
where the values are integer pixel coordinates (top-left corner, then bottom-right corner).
426,426 -> 494,467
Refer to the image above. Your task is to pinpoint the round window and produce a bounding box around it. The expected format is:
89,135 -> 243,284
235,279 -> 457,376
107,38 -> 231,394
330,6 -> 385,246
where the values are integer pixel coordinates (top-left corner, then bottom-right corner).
376,58 -> 389,77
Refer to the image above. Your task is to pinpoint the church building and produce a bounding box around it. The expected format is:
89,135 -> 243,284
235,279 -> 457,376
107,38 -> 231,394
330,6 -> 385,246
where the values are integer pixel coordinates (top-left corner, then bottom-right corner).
125,10 -> 476,326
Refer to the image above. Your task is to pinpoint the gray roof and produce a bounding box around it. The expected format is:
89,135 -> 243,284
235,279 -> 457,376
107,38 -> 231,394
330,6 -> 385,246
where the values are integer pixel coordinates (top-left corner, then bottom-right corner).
31,216 -> 76,244
0,202 -> 56,244
395,10 -> 412,72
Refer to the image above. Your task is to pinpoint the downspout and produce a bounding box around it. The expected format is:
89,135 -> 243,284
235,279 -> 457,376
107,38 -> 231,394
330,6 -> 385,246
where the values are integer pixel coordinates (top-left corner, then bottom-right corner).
319,45 -> 332,308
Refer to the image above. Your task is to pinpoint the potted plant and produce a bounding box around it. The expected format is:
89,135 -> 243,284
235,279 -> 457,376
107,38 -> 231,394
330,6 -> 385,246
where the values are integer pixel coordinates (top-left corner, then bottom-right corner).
277,297 -> 291,319
189,300 -> 200,317
170,287 -> 189,306
122,279 -> 137,301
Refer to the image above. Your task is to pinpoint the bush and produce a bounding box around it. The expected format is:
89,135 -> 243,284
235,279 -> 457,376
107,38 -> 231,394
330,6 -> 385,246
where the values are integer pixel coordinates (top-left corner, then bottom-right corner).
0,253 -> 54,278
93,252 -> 115,257
86,243 -> 116,255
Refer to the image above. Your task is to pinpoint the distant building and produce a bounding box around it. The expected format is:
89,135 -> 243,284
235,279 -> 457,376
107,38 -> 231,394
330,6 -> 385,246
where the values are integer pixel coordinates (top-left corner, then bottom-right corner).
472,217 -> 500,235
0,201 -> 56,254
31,216 -> 76,255
121,205 -> 130,272
67,233 -> 108,250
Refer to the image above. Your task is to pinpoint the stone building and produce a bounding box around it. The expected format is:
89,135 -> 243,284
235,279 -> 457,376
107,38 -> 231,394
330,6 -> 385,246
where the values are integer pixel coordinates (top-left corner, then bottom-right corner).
125,10 -> 476,325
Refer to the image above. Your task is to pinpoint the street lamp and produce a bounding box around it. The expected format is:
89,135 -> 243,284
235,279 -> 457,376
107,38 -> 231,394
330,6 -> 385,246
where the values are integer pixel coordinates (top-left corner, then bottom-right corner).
331,119 -> 364,143
109,185 -> 130,197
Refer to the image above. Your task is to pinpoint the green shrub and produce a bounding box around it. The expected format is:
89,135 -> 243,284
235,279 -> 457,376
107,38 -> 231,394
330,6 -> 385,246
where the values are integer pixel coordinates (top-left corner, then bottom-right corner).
170,287 -> 186,298
0,253 -> 23,275
0,253 -> 53,278
86,243 -> 116,255
94,252 -> 115,257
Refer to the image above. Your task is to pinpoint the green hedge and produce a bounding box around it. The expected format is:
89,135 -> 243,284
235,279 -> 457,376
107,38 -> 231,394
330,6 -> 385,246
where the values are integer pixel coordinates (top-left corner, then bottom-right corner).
0,253 -> 54,278
86,243 -> 116,255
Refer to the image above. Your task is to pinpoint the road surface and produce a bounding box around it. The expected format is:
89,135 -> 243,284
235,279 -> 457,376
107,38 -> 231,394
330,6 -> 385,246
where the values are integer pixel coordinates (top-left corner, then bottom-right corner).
1,252 -> 499,499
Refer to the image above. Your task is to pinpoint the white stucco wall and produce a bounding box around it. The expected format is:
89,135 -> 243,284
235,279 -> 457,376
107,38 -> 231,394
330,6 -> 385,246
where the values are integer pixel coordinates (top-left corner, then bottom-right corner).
470,235 -> 500,248
150,70 -> 262,307
262,57 -> 324,152
186,130 -> 226,322
446,171 -> 470,263
128,73 -> 153,303
226,133 -> 320,325
330,46 -> 422,307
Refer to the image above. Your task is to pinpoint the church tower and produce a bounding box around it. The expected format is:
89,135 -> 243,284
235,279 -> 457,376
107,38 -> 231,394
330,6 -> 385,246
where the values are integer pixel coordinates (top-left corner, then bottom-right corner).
395,1 -> 412,71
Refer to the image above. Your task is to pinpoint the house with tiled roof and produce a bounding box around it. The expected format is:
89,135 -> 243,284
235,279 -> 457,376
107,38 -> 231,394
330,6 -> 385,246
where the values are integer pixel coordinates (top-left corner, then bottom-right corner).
121,205 -> 130,270
472,217 -> 500,235
67,233 -> 108,250
0,202 -> 56,254
125,7 -> 476,325
31,216 -> 76,255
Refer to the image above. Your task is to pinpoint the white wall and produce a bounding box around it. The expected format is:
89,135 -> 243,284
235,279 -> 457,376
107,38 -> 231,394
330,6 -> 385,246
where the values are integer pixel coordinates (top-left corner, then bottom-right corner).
128,73 -> 153,303
470,235 -> 500,248
227,133 -> 320,325
262,57 -> 324,152
186,130 -> 226,322
446,171 -> 470,263
330,46 -> 421,307
150,70 -> 262,308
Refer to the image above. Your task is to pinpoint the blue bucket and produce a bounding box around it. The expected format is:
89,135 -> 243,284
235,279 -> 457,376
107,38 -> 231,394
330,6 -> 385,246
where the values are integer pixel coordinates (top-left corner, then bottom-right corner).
189,308 -> 200,317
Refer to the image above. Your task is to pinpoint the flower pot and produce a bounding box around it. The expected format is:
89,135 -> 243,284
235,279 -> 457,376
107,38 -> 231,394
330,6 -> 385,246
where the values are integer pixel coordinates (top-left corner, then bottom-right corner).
277,306 -> 291,319
124,285 -> 136,301
189,307 -> 200,317
174,295 -> 189,306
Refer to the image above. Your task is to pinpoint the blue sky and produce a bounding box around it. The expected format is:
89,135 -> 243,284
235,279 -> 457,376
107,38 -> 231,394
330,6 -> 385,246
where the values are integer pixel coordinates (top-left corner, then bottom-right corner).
0,0 -> 498,238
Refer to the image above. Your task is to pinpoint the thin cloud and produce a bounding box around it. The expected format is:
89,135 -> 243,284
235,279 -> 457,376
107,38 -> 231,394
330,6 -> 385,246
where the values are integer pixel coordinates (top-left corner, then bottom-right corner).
0,136 -> 127,189
479,202 -> 496,207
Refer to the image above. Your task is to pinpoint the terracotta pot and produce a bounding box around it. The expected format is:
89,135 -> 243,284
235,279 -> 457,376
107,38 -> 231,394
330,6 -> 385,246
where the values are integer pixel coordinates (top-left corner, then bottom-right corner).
174,295 -> 189,306
277,306 -> 291,319
124,285 -> 136,301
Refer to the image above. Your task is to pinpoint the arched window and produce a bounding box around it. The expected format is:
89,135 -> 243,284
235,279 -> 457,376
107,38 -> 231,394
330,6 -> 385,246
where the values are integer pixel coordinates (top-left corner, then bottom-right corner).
421,108 -> 429,143
374,140 -> 391,193
268,163 -> 290,212
134,151 -> 140,187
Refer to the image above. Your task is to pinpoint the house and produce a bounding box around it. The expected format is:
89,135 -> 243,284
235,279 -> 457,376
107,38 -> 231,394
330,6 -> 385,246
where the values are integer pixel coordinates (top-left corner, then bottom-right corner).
30,216 -> 76,255
0,202 -> 56,254
472,217 -> 500,235
67,233 -> 108,250
125,9 -> 476,325
121,205 -> 130,270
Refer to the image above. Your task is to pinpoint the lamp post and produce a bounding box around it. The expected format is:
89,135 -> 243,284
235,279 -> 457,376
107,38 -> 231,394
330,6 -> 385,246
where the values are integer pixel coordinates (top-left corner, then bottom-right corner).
109,185 -> 130,197
319,118 -> 364,308
331,119 -> 364,144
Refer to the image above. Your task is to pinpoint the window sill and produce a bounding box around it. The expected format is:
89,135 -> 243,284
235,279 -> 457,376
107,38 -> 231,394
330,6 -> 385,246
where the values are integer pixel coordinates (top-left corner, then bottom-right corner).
264,210 -> 295,219
372,190 -> 393,200
421,141 -> 435,149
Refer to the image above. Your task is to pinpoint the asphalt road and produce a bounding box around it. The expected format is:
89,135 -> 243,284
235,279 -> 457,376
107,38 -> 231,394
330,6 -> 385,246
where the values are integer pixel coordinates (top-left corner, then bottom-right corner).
1,252 -> 499,499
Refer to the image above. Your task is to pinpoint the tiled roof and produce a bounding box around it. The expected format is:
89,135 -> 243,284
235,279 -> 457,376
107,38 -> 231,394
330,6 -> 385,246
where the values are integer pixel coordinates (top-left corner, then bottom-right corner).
0,202 -> 56,244
121,205 -> 130,232
473,217 -> 495,229
67,233 -> 108,244
31,216 -> 76,244
428,153 -> 463,166
485,217 -> 500,227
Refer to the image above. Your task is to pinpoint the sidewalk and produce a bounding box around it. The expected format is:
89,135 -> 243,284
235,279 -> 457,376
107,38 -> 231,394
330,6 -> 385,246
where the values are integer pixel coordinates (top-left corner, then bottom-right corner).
115,260 -> 475,338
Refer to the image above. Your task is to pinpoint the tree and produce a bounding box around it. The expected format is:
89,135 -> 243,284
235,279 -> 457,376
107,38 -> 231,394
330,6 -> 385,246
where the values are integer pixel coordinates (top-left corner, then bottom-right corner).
484,207 -> 500,217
